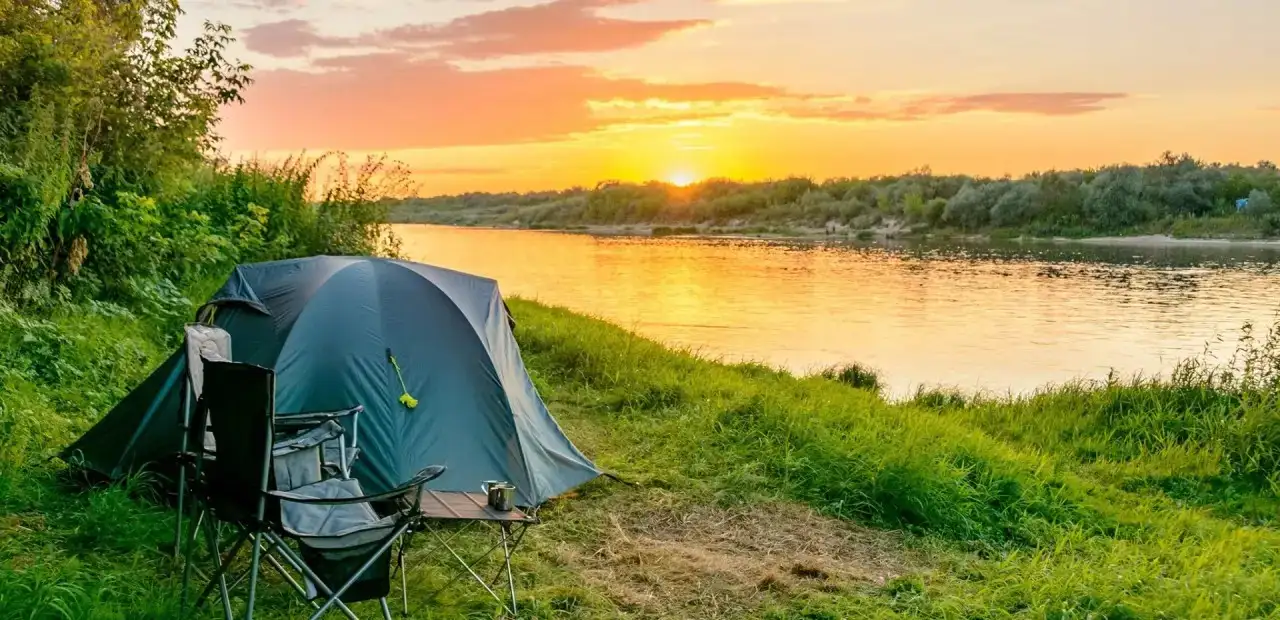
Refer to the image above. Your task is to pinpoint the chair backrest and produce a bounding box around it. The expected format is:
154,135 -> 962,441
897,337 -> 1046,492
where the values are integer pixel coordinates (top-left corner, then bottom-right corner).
200,359 -> 276,524
184,323 -> 232,398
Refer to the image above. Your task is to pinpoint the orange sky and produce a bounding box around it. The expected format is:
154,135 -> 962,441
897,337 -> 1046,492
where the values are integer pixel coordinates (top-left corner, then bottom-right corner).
184,0 -> 1280,195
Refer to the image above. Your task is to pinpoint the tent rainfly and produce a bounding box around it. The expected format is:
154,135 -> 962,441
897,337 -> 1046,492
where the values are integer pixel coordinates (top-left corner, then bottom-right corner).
61,256 -> 601,507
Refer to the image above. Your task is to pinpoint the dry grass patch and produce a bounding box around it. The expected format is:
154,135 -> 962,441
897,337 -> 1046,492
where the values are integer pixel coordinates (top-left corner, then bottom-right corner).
549,491 -> 919,618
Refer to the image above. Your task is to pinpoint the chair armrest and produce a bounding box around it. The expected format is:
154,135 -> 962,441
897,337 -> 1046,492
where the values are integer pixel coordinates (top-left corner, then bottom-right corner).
273,420 -> 344,455
276,405 -> 364,427
266,465 -> 446,506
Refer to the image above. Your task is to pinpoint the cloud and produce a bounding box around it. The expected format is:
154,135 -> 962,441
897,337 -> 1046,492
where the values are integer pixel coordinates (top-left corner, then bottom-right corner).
905,92 -> 1129,117
191,0 -> 306,11
779,92 -> 1129,122
412,166 -> 510,175
219,50 -> 1129,153
252,0 -> 306,8
219,53 -> 787,151
372,0 -> 708,59
242,20 -> 354,57
241,0 -> 707,59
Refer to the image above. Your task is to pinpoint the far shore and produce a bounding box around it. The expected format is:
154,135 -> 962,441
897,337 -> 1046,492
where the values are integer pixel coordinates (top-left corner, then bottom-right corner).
1063,234 -> 1280,248
392,220 -> 1280,248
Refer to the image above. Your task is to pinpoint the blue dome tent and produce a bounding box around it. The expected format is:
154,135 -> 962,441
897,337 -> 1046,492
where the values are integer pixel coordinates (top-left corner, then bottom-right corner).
62,256 -> 600,507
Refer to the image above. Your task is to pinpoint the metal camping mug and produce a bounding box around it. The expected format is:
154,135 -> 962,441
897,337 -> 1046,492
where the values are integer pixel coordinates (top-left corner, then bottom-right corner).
481,480 -> 514,512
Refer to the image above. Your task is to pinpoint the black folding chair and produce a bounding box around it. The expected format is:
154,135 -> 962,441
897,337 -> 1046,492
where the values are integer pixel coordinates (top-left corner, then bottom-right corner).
173,324 -> 363,560
181,359 -> 444,620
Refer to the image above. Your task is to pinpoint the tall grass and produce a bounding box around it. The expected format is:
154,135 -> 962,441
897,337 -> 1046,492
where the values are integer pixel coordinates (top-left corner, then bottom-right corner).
3,291 -> 1280,617
511,300 -> 1280,617
818,363 -> 883,394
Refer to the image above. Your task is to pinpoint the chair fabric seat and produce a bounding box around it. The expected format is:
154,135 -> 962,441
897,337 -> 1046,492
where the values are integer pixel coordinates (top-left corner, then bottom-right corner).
277,478 -> 397,551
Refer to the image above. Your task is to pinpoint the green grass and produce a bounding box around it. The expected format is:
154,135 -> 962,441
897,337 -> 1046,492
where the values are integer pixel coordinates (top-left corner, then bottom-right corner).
1160,215 -> 1268,239
2,297 -> 1280,618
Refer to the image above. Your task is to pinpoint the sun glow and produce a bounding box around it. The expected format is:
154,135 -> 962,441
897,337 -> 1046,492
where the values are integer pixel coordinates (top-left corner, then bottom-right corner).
667,170 -> 698,187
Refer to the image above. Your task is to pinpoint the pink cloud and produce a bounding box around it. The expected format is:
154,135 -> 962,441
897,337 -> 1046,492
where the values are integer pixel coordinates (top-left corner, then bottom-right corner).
219,51 -> 1129,153
219,54 -> 786,151
373,0 -> 707,59
781,92 -> 1129,122
412,166 -> 510,175
192,0 -> 306,11
241,0 -> 706,59
242,20 -> 353,57
904,92 -> 1129,117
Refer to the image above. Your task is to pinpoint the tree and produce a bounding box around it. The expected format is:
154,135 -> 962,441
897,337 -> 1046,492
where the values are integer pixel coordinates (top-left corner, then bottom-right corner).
1246,189 -> 1275,216
1035,170 -> 1086,230
1083,166 -> 1151,230
0,0 -> 250,291
944,181 -> 1010,231
989,182 -> 1042,228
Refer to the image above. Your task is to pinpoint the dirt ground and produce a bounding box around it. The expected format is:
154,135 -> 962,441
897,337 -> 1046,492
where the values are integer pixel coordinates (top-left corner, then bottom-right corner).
546,492 -> 920,618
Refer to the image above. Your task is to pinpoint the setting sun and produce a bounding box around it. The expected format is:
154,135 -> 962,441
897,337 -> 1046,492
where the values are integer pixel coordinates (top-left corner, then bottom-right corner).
667,170 -> 698,187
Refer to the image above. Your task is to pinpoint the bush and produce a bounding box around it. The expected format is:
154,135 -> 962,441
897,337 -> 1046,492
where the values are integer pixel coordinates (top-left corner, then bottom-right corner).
1084,166 -> 1152,230
819,363 -> 883,394
989,182 -> 1042,228
1246,189 -> 1275,215
945,182 -> 1010,231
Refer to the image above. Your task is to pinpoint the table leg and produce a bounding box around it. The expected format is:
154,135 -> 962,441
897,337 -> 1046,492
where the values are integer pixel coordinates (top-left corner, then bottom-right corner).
501,523 -> 517,617
427,526 -> 515,615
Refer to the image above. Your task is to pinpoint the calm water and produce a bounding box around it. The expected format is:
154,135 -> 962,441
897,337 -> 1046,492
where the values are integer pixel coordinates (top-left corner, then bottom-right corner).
397,225 -> 1280,396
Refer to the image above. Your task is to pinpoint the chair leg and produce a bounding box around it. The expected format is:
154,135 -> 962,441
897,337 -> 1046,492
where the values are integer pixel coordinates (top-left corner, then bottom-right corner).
400,550 -> 408,617
262,546 -> 321,611
245,532 -> 264,620
194,529 -> 250,613
256,534 -> 360,620
307,521 -> 413,620
179,507 -> 204,614
174,462 -> 187,561
380,598 -> 394,620
210,519 -> 235,620
175,383 -> 191,560
270,537 -> 361,620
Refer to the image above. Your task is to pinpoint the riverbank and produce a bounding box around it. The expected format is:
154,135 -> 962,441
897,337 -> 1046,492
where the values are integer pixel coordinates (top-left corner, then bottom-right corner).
1068,233 -> 1280,247
2,295 -> 1278,618
398,219 -> 1280,248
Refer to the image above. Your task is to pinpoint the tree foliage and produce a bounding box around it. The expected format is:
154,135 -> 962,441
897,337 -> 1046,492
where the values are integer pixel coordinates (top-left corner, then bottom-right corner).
0,1 -> 404,306
397,151 -> 1280,239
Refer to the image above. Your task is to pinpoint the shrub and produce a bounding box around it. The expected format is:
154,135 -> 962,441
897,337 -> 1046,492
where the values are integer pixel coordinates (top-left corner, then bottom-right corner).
1083,166 -> 1153,230
989,182 -> 1042,228
1246,189 -> 1275,215
819,363 -> 883,394
944,182 -> 1009,230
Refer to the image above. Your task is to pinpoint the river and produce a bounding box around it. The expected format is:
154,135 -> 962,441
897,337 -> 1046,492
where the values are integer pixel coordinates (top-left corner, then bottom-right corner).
396,224 -> 1280,396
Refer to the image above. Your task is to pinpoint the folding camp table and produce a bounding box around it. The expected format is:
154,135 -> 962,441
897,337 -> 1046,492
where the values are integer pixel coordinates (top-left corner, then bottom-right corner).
414,490 -> 537,616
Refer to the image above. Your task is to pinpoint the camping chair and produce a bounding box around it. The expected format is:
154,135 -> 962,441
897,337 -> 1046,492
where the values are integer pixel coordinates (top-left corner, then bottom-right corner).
182,359 -> 445,620
174,324 -> 364,559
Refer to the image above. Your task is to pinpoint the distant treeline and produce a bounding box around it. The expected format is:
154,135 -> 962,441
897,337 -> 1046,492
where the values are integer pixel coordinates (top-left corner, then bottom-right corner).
392,153 -> 1280,238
